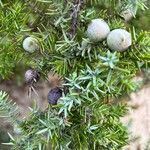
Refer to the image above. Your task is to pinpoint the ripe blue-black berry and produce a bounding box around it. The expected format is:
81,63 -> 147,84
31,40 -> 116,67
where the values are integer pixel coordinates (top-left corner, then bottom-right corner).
25,69 -> 40,85
47,87 -> 62,105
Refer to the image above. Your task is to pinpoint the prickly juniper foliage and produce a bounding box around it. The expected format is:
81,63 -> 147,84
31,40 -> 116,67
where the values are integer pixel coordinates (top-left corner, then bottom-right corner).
0,0 -> 149,150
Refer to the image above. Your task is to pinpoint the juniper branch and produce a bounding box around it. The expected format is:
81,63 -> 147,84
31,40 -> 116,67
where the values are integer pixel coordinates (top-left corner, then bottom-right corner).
23,0 -> 60,32
0,91 -> 19,123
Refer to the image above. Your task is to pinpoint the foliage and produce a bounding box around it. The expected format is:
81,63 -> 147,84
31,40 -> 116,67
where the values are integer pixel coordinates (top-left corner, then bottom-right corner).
131,0 -> 150,31
0,0 -> 149,150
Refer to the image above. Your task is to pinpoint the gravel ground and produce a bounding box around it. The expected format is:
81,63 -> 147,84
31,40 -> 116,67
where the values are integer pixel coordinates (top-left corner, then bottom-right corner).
122,85 -> 150,150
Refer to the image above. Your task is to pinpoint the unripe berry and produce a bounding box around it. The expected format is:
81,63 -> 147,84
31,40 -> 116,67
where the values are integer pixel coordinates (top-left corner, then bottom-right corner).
23,36 -> 39,53
25,69 -> 40,85
47,87 -> 62,105
87,19 -> 110,42
121,9 -> 133,22
107,29 -> 132,52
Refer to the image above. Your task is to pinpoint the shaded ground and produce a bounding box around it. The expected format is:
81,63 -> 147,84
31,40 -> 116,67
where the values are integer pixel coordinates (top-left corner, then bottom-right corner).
0,80 -> 49,119
0,73 -> 63,118
0,73 -> 63,149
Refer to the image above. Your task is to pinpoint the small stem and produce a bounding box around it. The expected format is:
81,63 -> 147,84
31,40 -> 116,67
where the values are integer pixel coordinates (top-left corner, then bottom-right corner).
70,0 -> 84,38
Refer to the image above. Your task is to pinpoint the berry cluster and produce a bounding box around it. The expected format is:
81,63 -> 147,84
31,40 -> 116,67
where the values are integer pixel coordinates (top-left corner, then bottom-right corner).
87,18 -> 132,52
23,18 -> 132,105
